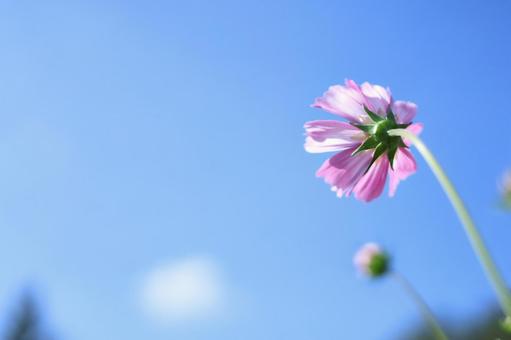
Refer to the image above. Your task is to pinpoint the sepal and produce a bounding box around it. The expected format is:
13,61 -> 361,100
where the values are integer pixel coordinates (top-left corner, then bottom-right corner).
364,106 -> 384,123
364,143 -> 386,174
352,137 -> 379,156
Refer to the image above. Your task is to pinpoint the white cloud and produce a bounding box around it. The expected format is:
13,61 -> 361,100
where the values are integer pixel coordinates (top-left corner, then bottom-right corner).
140,256 -> 225,324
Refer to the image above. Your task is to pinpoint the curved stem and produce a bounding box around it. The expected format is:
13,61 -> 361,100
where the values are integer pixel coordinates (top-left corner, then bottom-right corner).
391,272 -> 449,340
388,128 -> 511,316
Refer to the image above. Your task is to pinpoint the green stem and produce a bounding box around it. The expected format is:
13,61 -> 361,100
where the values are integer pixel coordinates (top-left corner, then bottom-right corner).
388,128 -> 511,316
391,272 -> 449,340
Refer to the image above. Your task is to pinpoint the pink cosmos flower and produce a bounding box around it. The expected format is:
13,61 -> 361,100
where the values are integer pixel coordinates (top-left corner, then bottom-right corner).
304,79 -> 423,202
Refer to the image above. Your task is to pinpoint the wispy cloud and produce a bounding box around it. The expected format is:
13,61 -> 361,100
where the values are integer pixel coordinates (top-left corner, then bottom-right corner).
140,256 -> 226,324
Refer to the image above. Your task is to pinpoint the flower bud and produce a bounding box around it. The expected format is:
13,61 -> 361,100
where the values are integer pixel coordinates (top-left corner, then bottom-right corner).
500,169 -> 511,209
353,243 -> 390,278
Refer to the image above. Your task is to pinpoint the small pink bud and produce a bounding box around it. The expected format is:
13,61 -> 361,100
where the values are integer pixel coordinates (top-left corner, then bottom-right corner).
499,169 -> 511,209
353,243 -> 390,278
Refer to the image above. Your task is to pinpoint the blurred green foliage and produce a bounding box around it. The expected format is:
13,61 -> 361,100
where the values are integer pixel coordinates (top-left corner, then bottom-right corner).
4,293 -> 53,340
399,308 -> 511,340
3,291 -> 511,339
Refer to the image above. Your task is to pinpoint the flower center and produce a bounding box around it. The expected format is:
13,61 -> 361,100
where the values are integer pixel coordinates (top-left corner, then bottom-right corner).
352,106 -> 411,170
373,119 -> 395,143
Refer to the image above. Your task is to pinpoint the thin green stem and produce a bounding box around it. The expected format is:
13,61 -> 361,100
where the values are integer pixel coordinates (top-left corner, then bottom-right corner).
391,272 -> 449,340
388,128 -> 511,316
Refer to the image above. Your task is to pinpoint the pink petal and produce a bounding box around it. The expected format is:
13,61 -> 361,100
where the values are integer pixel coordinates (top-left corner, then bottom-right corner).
388,148 -> 417,196
316,147 -> 373,197
304,120 -> 366,153
360,82 -> 392,115
344,79 -> 361,90
353,156 -> 389,202
391,101 -> 417,124
403,123 -> 423,146
311,83 -> 369,123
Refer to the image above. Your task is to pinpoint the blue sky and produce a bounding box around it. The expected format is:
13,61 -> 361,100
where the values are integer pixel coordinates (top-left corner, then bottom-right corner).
0,0 -> 510,339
